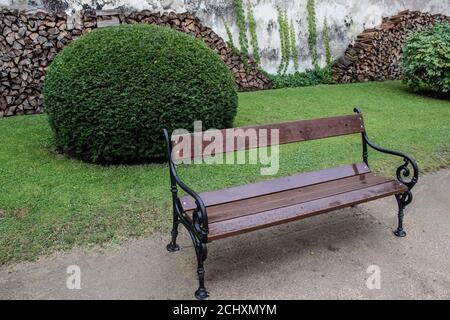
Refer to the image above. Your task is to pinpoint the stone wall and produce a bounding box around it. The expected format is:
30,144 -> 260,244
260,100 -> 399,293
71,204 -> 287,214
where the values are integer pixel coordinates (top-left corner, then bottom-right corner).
2,0 -> 449,74
2,1 -> 449,117
0,7 -> 271,117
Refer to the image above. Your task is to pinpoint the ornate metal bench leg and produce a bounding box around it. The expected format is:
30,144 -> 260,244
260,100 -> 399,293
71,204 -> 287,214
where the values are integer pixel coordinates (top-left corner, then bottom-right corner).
166,221 -> 180,252
167,184 -> 181,252
194,243 -> 209,300
394,193 -> 408,237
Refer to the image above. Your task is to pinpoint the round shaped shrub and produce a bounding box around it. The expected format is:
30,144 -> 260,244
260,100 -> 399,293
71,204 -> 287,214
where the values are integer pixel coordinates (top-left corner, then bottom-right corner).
401,22 -> 450,97
43,24 -> 237,164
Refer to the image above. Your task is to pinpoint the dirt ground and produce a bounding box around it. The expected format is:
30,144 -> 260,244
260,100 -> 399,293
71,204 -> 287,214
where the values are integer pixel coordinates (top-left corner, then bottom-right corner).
1,170 -> 449,300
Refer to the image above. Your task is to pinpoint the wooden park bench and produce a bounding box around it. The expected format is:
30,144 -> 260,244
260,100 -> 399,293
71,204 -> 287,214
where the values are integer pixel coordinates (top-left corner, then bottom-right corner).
163,108 -> 418,299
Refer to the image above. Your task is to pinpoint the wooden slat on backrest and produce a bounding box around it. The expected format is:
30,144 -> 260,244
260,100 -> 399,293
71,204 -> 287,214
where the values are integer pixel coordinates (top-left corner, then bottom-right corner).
172,113 -> 364,160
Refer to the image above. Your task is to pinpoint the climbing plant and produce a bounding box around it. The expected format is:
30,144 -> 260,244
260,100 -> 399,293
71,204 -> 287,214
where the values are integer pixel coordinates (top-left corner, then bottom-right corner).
277,7 -> 291,75
290,19 -> 299,71
276,7 -> 285,74
282,10 -> 291,74
323,18 -> 332,67
223,19 -> 235,49
232,0 -> 248,56
307,0 -> 318,68
247,0 -> 261,66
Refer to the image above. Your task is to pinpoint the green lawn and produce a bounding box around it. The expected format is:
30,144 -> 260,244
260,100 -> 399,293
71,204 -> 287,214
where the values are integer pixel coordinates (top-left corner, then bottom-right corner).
0,81 -> 449,264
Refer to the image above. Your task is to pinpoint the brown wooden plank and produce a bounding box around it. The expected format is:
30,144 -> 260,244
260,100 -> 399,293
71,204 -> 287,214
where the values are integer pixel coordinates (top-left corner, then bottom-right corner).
172,114 -> 365,160
180,163 -> 370,211
198,173 -> 389,224
207,181 -> 407,241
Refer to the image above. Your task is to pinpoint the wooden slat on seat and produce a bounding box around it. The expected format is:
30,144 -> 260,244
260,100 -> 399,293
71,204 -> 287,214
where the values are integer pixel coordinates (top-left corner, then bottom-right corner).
173,114 -> 365,160
207,180 -> 407,241
202,173 -> 388,223
180,163 -> 370,211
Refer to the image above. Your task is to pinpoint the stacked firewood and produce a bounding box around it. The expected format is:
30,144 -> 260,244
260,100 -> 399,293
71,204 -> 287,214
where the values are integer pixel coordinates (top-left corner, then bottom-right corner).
0,8 -> 106,117
332,10 -> 450,83
1,9 -> 69,116
0,8 -> 271,118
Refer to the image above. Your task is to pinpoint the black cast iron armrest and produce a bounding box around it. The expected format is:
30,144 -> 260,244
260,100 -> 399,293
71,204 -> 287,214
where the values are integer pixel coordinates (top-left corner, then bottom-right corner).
353,108 -> 419,198
163,128 -> 209,241
362,132 -> 419,192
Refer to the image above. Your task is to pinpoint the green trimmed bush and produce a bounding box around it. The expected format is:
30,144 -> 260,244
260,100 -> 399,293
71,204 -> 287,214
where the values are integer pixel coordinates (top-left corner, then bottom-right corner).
401,22 -> 450,97
43,24 -> 238,164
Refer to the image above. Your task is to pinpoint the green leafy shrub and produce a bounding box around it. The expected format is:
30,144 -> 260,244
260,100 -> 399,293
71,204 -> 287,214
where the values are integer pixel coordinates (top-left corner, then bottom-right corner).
401,22 -> 450,97
43,24 -> 238,164
267,67 -> 334,89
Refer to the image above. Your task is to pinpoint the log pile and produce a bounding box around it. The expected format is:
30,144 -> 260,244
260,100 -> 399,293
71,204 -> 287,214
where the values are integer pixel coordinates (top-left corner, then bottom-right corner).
1,9 -> 71,116
0,8 -> 272,118
332,10 -> 450,83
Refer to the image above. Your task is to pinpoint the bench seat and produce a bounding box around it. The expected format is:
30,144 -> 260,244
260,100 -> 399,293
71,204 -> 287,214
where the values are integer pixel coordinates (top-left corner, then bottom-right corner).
181,163 -> 408,241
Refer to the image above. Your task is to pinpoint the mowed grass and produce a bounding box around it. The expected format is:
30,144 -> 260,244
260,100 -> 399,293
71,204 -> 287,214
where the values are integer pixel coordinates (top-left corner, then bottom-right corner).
0,81 -> 449,264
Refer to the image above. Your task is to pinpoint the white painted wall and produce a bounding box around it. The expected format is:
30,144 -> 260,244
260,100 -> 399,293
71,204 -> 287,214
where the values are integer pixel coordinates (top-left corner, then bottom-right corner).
3,0 -> 450,73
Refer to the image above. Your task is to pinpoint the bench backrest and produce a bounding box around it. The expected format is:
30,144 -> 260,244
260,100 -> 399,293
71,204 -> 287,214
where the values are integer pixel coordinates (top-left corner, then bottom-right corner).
171,113 -> 365,160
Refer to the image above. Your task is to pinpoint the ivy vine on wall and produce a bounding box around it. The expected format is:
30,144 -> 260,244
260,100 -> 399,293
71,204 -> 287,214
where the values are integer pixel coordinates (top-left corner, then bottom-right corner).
290,19 -> 299,72
223,19 -> 235,49
225,0 -> 329,75
277,7 -> 291,75
232,0 -> 249,57
323,18 -> 332,67
307,0 -> 318,68
277,8 -> 301,75
247,0 -> 261,66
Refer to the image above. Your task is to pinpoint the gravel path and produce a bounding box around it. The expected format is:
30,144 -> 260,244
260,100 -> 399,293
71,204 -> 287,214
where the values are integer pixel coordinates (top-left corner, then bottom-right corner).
1,170 -> 449,300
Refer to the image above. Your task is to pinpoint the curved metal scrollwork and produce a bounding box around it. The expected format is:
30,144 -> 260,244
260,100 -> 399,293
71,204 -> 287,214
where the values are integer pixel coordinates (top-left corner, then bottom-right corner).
163,127 -> 209,258
363,132 -> 419,192
192,207 -> 209,243
396,158 -> 418,191
164,127 -> 210,298
163,128 -> 209,238
353,107 -> 419,193
354,108 -> 419,237
397,190 -> 413,207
